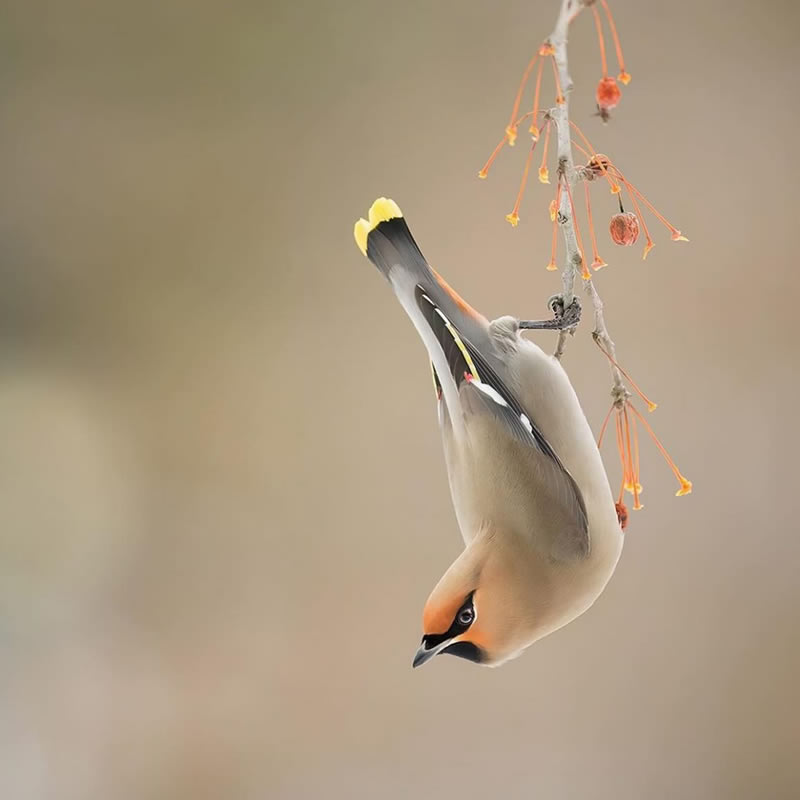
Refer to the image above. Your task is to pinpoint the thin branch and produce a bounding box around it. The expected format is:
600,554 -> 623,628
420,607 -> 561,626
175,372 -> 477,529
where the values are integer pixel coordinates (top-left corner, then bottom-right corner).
547,0 -> 625,400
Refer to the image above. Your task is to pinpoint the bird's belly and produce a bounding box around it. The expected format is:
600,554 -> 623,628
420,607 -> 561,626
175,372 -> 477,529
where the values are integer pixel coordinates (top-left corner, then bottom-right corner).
443,417 -> 553,551
441,430 -> 482,545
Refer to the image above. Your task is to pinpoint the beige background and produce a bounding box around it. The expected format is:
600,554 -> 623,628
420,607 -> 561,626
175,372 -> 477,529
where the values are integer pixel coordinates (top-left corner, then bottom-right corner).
1,0 -> 798,798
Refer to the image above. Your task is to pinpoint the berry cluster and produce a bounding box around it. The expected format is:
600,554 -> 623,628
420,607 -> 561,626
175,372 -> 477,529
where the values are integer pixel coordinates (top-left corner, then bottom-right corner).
478,1 -> 692,521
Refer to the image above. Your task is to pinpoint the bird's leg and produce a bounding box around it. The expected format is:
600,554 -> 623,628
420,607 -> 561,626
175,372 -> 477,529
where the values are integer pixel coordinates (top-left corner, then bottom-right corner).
519,295 -> 581,330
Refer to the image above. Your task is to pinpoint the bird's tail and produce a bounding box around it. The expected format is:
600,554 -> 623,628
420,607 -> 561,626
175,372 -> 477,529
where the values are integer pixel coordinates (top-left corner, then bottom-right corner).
354,199 -> 484,325
354,198 -> 431,281
353,198 -> 491,399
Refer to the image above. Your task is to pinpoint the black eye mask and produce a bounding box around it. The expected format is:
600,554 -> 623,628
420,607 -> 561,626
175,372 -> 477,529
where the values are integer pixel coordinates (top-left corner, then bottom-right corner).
441,640 -> 484,663
420,591 -> 485,663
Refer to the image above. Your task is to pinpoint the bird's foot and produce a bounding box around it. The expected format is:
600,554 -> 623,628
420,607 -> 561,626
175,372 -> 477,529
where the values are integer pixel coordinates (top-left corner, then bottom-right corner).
519,296 -> 581,331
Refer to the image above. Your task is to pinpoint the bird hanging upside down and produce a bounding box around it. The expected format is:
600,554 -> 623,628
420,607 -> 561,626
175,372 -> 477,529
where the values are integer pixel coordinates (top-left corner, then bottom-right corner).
354,198 -> 624,668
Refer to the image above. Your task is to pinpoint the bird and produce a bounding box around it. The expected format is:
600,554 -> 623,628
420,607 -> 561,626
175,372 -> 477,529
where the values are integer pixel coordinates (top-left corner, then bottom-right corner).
354,198 -> 624,668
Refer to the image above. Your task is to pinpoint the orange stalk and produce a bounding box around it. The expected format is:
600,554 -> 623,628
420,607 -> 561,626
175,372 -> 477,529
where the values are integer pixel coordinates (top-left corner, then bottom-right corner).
528,58 -> 545,138
569,121 -> 620,192
478,136 -> 506,179
479,111 -> 538,179
506,138 -> 538,226
629,403 -> 693,496
538,120 -> 551,183
570,139 -> 620,193
584,180 -> 607,269
623,405 -> 642,509
600,0 -> 630,83
614,411 -> 626,504
569,120 -> 600,160
507,54 -> 539,145
570,138 -> 592,160
592,5 -> 608,78
619,174 -> 688,241
632,411 -> 642,507
622,403 -> 633,488
593,339 -> 658,411
597,403 -> 614,448
622,179 -> 655,259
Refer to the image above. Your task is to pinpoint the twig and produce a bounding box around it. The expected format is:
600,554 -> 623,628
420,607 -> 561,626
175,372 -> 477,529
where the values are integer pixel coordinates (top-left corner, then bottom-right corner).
547,0 -> 625,400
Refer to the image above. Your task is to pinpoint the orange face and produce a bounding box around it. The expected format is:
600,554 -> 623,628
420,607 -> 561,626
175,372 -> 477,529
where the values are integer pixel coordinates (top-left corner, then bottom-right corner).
415,590 -> 486,668
422,592 -> 463,637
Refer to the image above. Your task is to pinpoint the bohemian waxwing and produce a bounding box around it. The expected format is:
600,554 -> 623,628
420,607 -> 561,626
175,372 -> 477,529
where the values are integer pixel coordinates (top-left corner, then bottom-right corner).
354,198 -> 624,668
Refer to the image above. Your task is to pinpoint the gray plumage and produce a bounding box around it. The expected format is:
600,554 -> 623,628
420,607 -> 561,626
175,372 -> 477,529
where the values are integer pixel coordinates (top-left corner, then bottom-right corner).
355,199 -> 623,667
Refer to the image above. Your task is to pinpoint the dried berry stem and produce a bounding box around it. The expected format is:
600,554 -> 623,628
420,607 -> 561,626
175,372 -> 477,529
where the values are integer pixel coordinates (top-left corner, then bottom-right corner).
547,0 -> 623,397
507,54 -> 540,144
592,5 -> 608,78
600,0 -> 629,81
506,139 -> 538,226
584,180 -> 606,269
529,58 -> 545,137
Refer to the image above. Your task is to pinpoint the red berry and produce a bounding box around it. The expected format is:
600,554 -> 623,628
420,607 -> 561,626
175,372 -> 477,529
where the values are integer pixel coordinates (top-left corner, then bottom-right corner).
615,501 -> 628,530
596,76 -> 621,110
609,212 -> 639,246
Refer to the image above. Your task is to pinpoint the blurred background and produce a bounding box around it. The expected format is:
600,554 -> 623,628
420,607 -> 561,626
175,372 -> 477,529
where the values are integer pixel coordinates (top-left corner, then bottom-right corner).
1,0 -> 798,797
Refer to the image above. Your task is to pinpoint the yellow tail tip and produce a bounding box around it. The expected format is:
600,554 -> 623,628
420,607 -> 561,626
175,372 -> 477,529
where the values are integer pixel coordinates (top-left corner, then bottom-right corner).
354,218 -> 370,256
354,197 -> 403,256
368,197 -> 403,227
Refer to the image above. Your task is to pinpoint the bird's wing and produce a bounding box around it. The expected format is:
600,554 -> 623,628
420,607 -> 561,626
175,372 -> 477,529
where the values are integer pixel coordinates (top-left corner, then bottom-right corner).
458,376 -> 590,562
355,198 -> 588,559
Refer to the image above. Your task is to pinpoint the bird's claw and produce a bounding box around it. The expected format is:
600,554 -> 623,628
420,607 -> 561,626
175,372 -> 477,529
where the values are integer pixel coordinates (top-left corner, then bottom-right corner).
552,296 -> 582,328
519,297 -> 581,331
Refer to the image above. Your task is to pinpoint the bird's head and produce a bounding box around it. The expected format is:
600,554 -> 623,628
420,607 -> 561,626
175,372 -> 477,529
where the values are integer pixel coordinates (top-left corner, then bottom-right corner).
413,537 -> 543,669
413,587 -> 485,668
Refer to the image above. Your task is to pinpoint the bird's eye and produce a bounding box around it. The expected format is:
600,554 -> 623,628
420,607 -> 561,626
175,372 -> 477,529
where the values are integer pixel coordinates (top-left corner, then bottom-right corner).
457,608 -> 474,626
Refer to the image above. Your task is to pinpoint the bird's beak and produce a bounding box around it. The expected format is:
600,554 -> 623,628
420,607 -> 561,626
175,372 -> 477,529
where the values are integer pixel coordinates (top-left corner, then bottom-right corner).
412,636 -> 453,668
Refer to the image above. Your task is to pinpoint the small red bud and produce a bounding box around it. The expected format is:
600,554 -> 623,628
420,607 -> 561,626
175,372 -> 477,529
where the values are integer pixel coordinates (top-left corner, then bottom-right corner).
615,501 -> 628,530
596,76 -> 621,111
609,212 -> 639,246
587,153 -> 612,176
